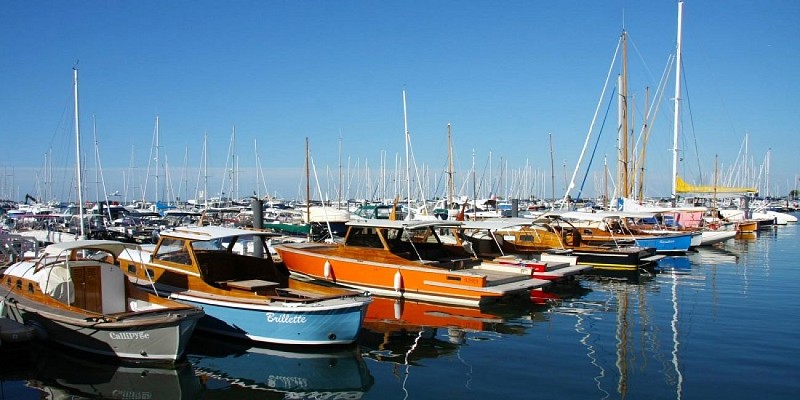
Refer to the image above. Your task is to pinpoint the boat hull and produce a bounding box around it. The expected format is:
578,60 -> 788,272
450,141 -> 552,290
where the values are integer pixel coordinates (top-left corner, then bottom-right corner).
545,246 -> 660,271
634,233 -> 693,253
699,230 -> 736,246
167,292 -> 370,345
278,243 -> 548,307
11,299 -> 200,362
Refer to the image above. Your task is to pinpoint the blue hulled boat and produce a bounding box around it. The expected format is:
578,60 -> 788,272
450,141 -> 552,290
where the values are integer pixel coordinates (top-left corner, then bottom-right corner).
117,226 -> 371,345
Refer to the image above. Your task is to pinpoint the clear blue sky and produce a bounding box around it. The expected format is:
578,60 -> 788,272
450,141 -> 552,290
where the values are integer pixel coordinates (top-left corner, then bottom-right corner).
2,0 -> 798,203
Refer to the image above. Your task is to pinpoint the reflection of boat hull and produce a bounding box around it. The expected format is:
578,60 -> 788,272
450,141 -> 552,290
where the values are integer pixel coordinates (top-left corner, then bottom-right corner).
689,247 -> 739,265
363,296 -> 504,332
736,231 -> 757,240
656,256 -> 691,272
4,342 -> 202,399
187,336 -> 373,395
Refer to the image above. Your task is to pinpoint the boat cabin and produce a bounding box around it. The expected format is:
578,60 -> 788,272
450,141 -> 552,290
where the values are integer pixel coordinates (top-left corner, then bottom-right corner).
343,220 -> 479,269
125,226 -> 289,291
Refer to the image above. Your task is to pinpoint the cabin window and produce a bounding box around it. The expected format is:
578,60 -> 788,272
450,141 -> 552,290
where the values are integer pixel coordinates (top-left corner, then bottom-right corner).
345,227 -> 385,248
27,282 -> 34,293
127,265 -> 136,274
15,279 -> 22,289
192,239 -> 226,252
146,268 -> 155,278
406,228 -> 439,244
154,238 -> 192,265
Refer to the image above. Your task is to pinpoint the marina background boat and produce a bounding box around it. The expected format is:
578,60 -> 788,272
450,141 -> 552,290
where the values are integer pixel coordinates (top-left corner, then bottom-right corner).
3,214 -> 798,399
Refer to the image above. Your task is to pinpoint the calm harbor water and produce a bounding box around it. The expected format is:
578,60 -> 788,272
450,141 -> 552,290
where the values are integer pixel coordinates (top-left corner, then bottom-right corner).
2,216 -> 799,399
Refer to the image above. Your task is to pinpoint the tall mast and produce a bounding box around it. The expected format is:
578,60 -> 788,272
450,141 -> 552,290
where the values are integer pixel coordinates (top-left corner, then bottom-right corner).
549,133 -> 555,205
447,123 -> 455,205
203,132 -> 209,210
73,66 -> 86,238
671,0 -> 684,203
604,155 -> 609,210
637,87 -> 651,202
618,29 -> 630,199
765,148 -> 771,197
155,115 -> 160,203
402,89 -> 411,213
305,137 -> 311,240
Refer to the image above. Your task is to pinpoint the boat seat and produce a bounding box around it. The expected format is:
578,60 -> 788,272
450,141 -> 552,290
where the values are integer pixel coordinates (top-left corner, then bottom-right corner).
219,279 -> 280,293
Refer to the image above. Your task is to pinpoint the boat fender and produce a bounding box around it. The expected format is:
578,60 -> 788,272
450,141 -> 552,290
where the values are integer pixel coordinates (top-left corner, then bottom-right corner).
393,299 -> 403,320
323,260 -> 332,279
393,270 -> 403,292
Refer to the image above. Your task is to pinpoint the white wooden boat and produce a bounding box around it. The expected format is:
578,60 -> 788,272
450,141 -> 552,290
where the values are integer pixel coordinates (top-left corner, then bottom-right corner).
0,240 -> 204,363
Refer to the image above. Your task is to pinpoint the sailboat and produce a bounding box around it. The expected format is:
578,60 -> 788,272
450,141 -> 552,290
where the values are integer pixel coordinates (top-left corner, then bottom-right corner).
0,69 -> 204,362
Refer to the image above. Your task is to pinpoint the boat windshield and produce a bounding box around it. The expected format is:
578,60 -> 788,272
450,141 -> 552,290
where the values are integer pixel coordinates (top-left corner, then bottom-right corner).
192,239 -> 226,252
154,238 -> 192,265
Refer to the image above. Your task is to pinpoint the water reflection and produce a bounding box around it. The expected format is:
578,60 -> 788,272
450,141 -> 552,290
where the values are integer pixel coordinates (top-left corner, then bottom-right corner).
187,335 -> 373,398
548,270 -> 693,400
360,297 -> 516,362
657,256 -> 692,273
0,342 -> 201,399
688,247 -> 739,265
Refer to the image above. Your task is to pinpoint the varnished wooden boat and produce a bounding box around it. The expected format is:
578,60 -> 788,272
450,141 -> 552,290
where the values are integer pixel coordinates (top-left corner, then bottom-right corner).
0,240 -> 203,363
276,220 -> 550,307
117,226 -> 370,345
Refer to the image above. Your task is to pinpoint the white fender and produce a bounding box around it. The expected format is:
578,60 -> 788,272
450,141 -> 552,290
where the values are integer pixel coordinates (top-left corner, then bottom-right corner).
393,270 -> 403,292
323,260 -> 332,279
393,299 -> 403,320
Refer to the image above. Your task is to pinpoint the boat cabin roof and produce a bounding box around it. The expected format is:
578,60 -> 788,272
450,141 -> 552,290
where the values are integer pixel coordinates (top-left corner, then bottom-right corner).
44,240 -> 138,257
160,225 -> 280,241
459,217 -> 537,230
345,219 -> 462,230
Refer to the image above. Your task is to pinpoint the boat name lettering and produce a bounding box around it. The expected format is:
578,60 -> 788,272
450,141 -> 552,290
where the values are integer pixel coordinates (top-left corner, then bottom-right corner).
267,375 -> 308,389
109,331 -> 151,340
111,390 -> 152,399
266,313 -> 307,324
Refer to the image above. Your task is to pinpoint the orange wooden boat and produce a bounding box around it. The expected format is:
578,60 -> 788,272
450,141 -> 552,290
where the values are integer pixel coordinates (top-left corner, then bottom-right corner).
276,220 -> 550,306
735,220 -> 758,233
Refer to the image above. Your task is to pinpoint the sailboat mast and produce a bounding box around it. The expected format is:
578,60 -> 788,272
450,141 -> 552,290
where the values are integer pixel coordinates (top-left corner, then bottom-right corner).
204,133 -> 209,210
549,133 -> 555,205
73,66 -> 86,238
619,29 -> 630,199
671,0 -> 684,203
155,115 -> 160,204
402,90 -> 411,213
305,137 -> 311,240
447,123 -> 455,206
